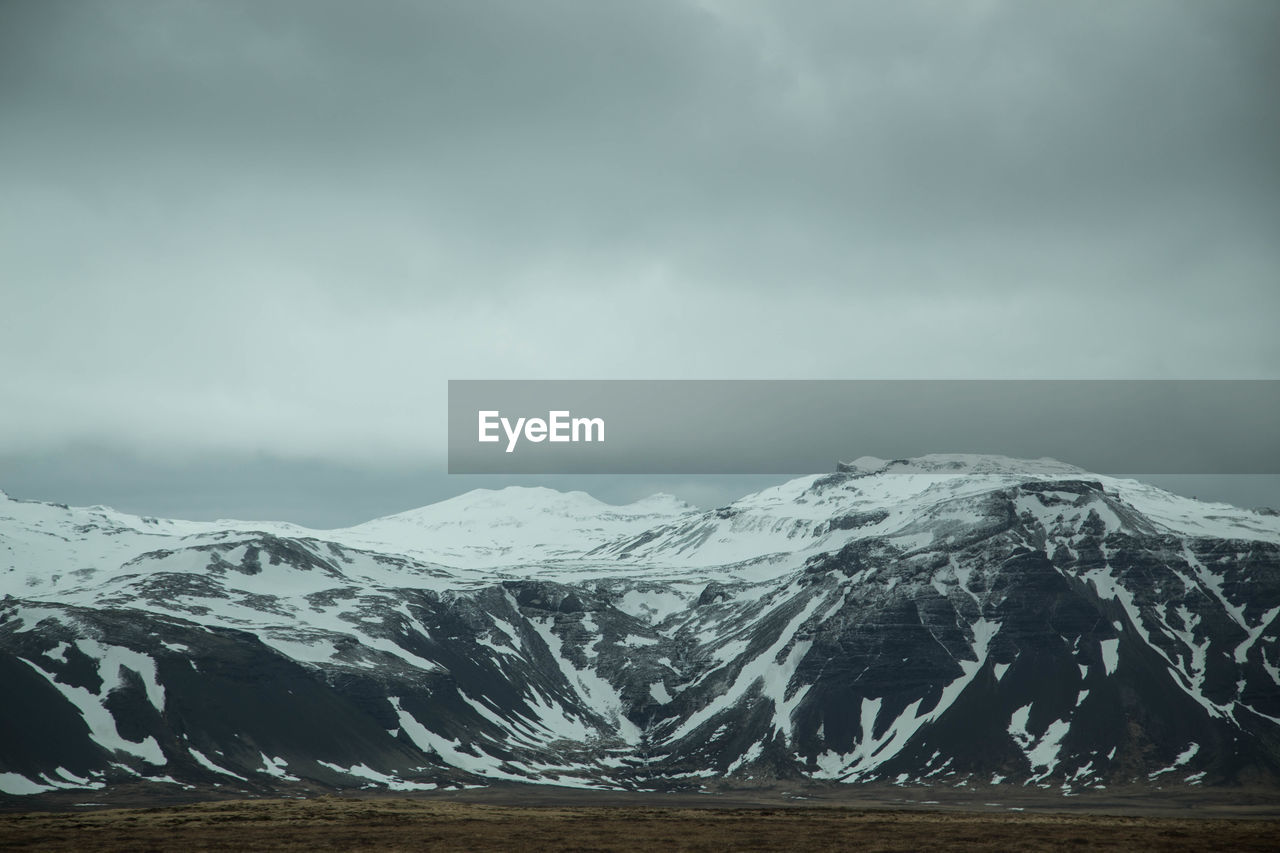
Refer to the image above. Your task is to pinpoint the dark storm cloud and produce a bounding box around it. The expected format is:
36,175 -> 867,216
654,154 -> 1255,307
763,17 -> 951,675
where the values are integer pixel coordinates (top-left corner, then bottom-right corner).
1,1 -> 1277,514
6,0 -> 1276,285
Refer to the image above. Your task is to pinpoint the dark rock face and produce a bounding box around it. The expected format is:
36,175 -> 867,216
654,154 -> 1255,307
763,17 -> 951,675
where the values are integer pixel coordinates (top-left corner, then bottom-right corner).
2,468 -> 1279,799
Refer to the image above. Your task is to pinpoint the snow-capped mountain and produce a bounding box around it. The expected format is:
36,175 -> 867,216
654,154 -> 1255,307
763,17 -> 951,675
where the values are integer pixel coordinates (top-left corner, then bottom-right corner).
3,455 -> 1279,799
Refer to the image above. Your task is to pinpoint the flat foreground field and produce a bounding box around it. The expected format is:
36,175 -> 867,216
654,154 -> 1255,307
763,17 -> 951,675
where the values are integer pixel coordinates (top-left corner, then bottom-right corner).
2,799 -> 1278,852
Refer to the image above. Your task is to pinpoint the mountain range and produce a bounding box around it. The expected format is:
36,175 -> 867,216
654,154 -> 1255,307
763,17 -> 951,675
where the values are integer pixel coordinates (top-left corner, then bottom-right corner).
3,454 -> 1279,800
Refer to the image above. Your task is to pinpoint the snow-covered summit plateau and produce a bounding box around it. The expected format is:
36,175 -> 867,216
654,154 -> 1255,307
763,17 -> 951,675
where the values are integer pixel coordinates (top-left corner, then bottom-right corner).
2,455 -> 1279,798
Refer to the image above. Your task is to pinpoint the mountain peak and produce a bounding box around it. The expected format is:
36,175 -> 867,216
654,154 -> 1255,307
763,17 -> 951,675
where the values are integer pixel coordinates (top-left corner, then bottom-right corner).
627,492 -> 698,513
837,453 -> 1089,479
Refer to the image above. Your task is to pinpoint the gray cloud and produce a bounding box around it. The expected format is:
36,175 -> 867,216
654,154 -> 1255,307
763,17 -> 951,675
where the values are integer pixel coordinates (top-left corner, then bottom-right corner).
1,1 -> 1277,513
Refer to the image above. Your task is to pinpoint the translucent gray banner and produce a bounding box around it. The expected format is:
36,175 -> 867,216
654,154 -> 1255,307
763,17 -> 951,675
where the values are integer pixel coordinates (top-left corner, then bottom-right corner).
447,380 -> 1279,474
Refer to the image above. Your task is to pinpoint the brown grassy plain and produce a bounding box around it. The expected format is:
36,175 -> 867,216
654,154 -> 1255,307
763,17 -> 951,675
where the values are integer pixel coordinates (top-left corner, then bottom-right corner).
2,797 -> 1279,852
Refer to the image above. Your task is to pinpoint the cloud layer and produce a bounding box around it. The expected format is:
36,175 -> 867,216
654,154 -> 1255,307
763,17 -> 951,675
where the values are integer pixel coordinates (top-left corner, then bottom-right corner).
2,0 -> 1277,464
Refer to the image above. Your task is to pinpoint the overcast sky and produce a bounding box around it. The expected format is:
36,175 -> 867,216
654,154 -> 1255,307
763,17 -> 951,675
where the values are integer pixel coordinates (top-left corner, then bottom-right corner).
2,1 -> 1277,524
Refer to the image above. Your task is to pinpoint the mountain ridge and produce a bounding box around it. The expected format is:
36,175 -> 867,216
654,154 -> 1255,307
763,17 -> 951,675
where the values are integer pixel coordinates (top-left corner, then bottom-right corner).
3,455 -> 1279,800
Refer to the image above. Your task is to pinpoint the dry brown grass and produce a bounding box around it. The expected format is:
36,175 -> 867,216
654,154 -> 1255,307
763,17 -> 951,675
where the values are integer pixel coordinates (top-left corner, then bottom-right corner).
1,798 -> 1278,852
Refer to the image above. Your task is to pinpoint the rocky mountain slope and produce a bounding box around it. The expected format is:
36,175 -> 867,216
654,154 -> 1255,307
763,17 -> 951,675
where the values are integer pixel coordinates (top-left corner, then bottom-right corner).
3,455 -> 1279,799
